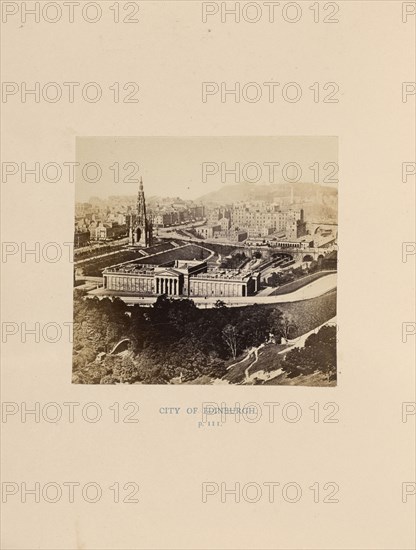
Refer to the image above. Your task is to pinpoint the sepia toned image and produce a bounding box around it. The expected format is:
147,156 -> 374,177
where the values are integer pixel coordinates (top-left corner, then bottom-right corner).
73,136 -> 338,385
2,0 -> 415,547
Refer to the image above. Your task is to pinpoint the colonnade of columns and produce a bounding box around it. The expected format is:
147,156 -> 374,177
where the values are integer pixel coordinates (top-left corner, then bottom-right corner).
190,281 -> 247,297
156,277 -> 179,295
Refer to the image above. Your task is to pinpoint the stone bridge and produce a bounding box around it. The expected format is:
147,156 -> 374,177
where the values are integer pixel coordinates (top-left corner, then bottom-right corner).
110,338 -> 131,355
289,247 -> 334,262
245,244 -> 336,262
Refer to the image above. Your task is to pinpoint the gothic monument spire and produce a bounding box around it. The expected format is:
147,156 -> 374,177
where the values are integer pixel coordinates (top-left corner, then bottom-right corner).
128,177 -> 152,247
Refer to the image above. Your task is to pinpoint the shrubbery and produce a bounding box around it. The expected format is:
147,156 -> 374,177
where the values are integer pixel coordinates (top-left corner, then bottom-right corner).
72,291 -> 282,384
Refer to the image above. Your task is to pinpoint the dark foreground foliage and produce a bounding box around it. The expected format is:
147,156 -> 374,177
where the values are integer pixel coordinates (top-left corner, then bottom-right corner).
72,291 -> 283,384
284,325 -> 337,382
72,290 -> 337,385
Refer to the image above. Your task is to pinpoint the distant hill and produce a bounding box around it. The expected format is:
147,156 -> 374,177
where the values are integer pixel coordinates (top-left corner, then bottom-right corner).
196,182 -> 337,204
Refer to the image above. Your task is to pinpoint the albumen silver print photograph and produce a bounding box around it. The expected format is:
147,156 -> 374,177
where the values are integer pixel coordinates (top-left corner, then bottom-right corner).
73,136 -> 337,385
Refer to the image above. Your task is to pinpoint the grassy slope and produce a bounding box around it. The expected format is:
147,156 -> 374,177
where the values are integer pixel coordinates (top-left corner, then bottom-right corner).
270,271 -> 336,296
263,289 -> 337,337
223,290 -> 337,385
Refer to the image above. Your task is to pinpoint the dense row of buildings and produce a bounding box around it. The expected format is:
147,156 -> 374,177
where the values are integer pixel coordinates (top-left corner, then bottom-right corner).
152,204 -> 205,227
74,221 -> 127,247
196,202 -> 307,242
74,191 -> 206,248
75,186 -> 312,250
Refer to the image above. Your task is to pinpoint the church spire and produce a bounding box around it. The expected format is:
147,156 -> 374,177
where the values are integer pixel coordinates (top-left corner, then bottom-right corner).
137,177 -> 146,222
128,177 -> 152,248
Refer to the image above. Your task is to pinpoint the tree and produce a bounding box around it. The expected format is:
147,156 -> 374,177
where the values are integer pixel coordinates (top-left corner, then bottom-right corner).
279,313 -> 297,341
238,305 -> 272,347
222,324 -> 239,359
269,272 -> 278,287
283,325 -> 337,382
309,260 -> 318,273
112,355 -> 142,384
153,294 -> 172,309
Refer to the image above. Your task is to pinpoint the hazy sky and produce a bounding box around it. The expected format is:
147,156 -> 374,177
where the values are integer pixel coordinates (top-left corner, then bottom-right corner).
76,136 -> 338,202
